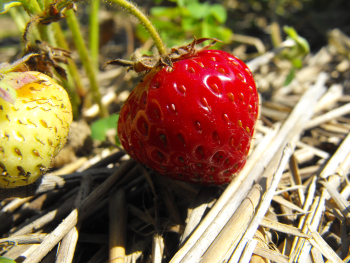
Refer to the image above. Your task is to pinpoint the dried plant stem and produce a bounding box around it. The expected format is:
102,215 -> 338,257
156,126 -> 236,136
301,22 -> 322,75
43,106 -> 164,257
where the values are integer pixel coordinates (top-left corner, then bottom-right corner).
260,218 -> 311,238
109,188 -> 127,263
55,175 -> 94,263
152,234 -> 165,263
307,224 -> 343,263
253,246 -> 289,263
0,197 -> 34,215
289,176 -> 317,259
0,234 -> 47,246
22,160 -> 136,263
320,132 -> 350,179
0,175 -> 80,200
306,102 -> 350,129
180,187 -> 217,246
236,239 -> 258,263
13,193 -> 77,236
228,145 -> 293,262
200,143 -> 295,263
171,73 -> 327,263
289,154 -> 305,206
170,123 -> 279,263
297,190 -> 327,262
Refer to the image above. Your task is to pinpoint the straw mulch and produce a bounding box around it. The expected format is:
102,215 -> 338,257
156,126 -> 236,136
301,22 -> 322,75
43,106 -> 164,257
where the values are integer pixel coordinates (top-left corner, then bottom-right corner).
1,28 -> 350,263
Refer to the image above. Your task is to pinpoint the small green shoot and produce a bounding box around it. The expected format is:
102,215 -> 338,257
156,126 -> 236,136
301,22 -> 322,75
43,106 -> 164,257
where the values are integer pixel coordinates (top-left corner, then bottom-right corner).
282,26 -> 310,68
280,26 -> 310,86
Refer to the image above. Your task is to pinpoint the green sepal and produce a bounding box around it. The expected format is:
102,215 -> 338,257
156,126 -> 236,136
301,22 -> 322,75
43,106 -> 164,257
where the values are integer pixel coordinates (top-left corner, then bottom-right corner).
91,113 -> 119,142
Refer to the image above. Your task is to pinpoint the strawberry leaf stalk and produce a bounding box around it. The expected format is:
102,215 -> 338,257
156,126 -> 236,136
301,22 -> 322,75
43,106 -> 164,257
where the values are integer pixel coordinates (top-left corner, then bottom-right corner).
0,57 -> 73,188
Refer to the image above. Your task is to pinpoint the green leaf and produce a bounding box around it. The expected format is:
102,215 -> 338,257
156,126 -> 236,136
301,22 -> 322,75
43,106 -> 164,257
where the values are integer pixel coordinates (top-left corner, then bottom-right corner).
150,6 -> 180,19
181,17 -> 197,32
90,113 -> 119,141
186,2 -> 210,19
0,256 -> 16,263
201,19 -> 233,44
176,0 -> 185,8
209,4 -> 227,23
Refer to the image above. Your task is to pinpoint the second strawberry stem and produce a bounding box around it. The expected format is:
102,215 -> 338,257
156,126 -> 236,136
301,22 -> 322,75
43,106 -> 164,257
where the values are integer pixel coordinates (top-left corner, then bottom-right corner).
108,0 -> 167,56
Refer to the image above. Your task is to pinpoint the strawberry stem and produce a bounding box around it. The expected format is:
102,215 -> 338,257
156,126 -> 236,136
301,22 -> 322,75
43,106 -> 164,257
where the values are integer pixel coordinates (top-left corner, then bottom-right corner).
89,0 -> 100,71
108,0 -> 167,56
52,22 -> 85,101
65,8 -> 109,117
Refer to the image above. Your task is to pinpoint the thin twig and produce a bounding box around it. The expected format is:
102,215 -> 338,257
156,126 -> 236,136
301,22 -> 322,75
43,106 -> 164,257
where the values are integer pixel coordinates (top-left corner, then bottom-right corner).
22,160 -> 136,263
55,174 -> 94,263
109,188 -> 127,263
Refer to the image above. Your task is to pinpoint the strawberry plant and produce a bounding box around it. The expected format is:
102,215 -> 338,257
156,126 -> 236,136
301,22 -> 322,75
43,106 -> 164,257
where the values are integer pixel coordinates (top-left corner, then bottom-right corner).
0,55 -> 73,188
105,1 -> 259,185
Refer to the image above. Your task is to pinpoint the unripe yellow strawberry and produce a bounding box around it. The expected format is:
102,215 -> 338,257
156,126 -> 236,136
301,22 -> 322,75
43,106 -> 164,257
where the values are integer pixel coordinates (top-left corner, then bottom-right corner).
0,71 -> 73,188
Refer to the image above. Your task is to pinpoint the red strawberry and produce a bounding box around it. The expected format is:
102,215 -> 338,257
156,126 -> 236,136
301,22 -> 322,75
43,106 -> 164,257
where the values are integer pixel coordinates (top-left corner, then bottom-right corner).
117,49 -> 258,185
